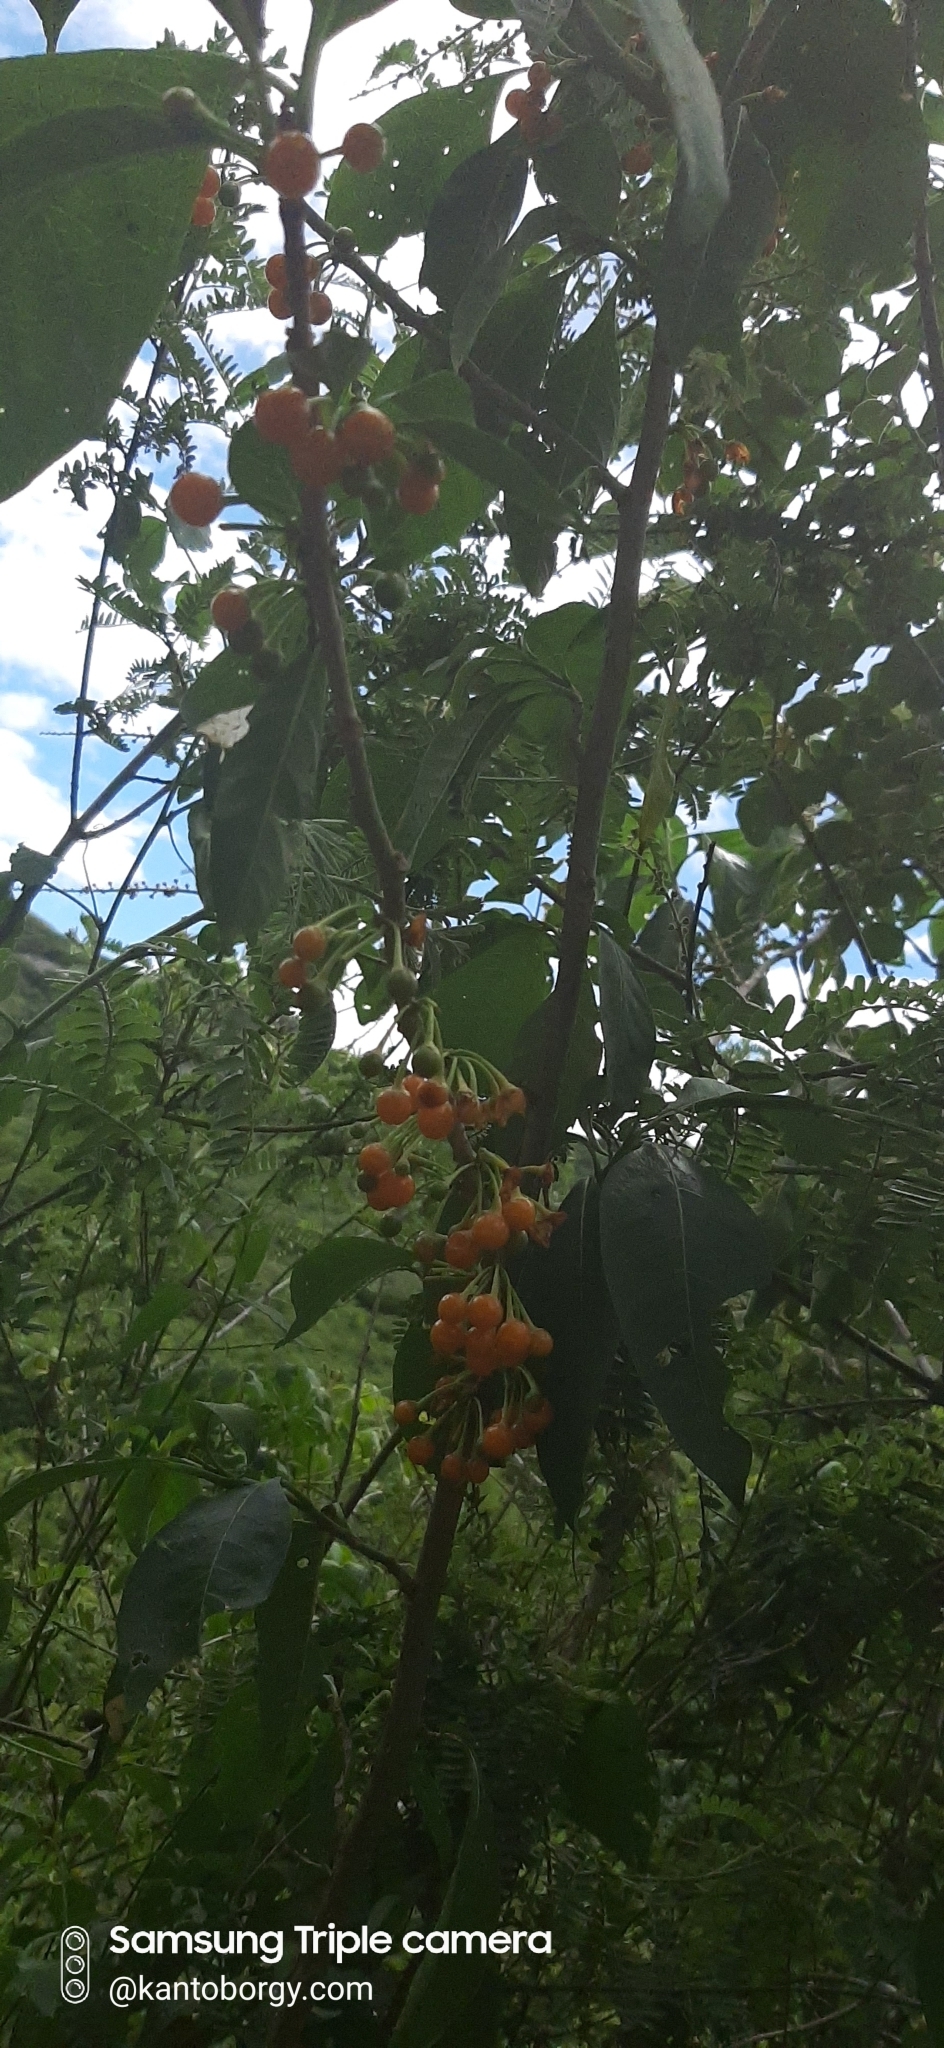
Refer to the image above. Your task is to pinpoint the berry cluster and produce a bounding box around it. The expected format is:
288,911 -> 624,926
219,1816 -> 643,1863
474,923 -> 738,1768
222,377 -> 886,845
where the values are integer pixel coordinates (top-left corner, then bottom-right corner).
397,1384 -> 553,1488
670,436 -> 752,518
261,122 -> 386,203
504,62 -> 562,151
264,251 -> 331,327
166,397 -> 445,528
374,1072 -> 527,1142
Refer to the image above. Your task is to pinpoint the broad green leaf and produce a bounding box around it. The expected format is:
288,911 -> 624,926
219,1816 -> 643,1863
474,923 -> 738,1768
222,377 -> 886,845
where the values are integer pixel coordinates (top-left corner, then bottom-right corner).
0,1456 -> 204,1528
509,970 -> 600,1155
29,0 -> 81,50
597,932 -> 656,1111
368,457 -> 490,571
635,0 -> 728,243
115,1460 -> 202,1556
637,1333 -> 753,1508
917,1893 -> 944,2048
534,118 -> 622,234
385,372 -> 476,429
390,1757 -> 500,2048
256,1521 -> 328,1754
416,417 -> 571,526
193,1401 -> 261,1459
516,1180 -> 620,1531
115,1481 -> 292,1713
291,996 -> 337,1080
543,291 -> 620,487
656,108 -> 779,361
284,1236 -> 410,1344
227,422 -> 300,525
208,658 -> 324,943
450,204 -> 560,368
231,1223 -> 271,1289
0,49 -> 238,502
636,670 -> 680,847
470,261 -> 567,429
393,1322 -> 439,1405
181,650 -> 257,731
327,78 -> 498,257
434,923 -> 551,1077
121,1279 -> 193,1356
420,135 -> 529,312
559,1700 -> 659,1868
394,680 -> 544,868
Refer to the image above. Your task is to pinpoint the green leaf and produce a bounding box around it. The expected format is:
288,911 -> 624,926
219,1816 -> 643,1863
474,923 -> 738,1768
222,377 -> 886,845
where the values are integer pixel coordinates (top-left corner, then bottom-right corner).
416,417 -> 570,526
516,1180 -> 620,1531
597,932 -> 656,1111
227,421 -> 300,525
256,1521 -> 328,1754
284,1236 -> 410,1344
917,1893 -> 944,2048
634,0 -> 728,243
543,291 -> 620,487
121,1280 -> 193,1356
450,204 -> 560,368
115,1481 -> 292,1714
534,118 -> 622,234
0,49 -> 238,503
434,923 -> 551,1077
385,371 -> 476,428
393,1322 -> 439,1405
421,135 -> 529,312
636,670 -> 680,847
327,78 -> 498,257
394,680 -> 544,868
390,1756 -> 500,2048
509,970 -> 600,1154
181,650 -> 257,730
656,108 -> 779,362
469,261 -> 567,428
291,996 -> 337,1080
368,456 -> 490,571
559,1699 -> 659,1868
208,658 -> 324,943
29,0 -> 81,50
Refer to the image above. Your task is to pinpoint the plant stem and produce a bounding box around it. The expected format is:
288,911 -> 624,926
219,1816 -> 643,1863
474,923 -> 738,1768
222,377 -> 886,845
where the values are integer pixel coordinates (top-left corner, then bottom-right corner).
523,341 -> 675,1161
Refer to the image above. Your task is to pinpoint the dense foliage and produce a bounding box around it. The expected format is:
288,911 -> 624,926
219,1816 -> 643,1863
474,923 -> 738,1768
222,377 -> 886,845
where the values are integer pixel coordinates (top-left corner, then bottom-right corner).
4,0 -> 944,2041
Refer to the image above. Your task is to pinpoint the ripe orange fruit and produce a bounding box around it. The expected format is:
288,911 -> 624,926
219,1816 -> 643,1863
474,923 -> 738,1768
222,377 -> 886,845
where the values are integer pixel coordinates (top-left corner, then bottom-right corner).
408,912 -> 427,948
431,1318 -> 462,1357
292,923 -> 327,962
467,1294 -> 503,1331
376,1088 -> 412,1126
505,88 -> 529,117
191,195 -> 216,227
268,286 -> 291,320
277,956 -> 308,990
342,122 -> 386,173
444,1229 -> 476,1271
438,1293 -> 468,1323
481,1421 -> 515,1461
210,587 -> 251,636
200,165 -> 221,198
672,486 -> 694,516
336,405 -> 396,465
374,1169 -> 414,1209
417,1079 -> 450,1109
724,440 -> 751,466
309,290 -> 333,326
254,384 -> 310,445
526,1397 -> 553,1433
416,1103 -> 456,1142
264,131 -> 321,199
168,472 -> 224,527
406,1434 -> 435,1466
358,1142 -> 393,1177
264,252 -> 287,288
290,428 -> 343,489
528,60 -> 552,90
466,1330 -> 498,1377
622,142 -> 653,176
495,1317 -> 532,1365
393,1400 -> 419,1426
529,1326 -> 554,1358
471,1210 -> 510,1253
467,1456 -> 489,1485
441,1452 -> 467,1484
398,469 -> 440,516
403,1072 -> 424,1101
502,1194 -> 536,1232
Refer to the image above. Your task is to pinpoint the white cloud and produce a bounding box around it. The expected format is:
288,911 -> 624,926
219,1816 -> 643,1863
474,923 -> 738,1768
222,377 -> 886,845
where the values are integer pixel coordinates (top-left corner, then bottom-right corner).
0,729 -> 142,886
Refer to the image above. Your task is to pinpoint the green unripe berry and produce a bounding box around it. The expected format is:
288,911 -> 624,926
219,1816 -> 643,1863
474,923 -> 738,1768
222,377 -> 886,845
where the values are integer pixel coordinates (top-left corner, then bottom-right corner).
359,1050 -> 386,1079
219,179 -> 241,208
332,226 -> 357,258
411,1042 -> 444,1079
379,1212 -> 404,1237
374,571 -> 409,613
388,965 -> 418,1005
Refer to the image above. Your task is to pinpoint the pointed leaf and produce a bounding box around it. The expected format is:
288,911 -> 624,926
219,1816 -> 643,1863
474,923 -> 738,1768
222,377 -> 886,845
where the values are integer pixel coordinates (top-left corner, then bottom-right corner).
421,135 -> 528,312
284,1236 -> 410,1344
256,1521 -> 328,1754
450,204 -> 560,367
394,681 -> 544,868
559,1700 -> 659,1869
433,923 -> 550,1076
121,1280 -> 193,1356
543,292 -> 621,486
416,417 -> 571,526
535,118 -> 622,234
208,659 -> 324,943
516,1180 -> 620,1531
636,672 -> 680,847
597,932 -> 656,1111
328,77 -> 498,258
29,0 -> 81,50
291,996 -> 337,1080
636,1334 -> 753,1507
599,1145 -> 772,1358
181,650 -> 257,730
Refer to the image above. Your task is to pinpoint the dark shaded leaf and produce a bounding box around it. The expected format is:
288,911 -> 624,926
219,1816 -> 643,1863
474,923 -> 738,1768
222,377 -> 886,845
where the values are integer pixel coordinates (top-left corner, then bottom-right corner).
415,416 -> 570,526
516,1180 -> 620,1531
227,421 -> 299,524
208,658 -> 324,943
181,650 -> 257,730
534,118 -> 622,234
450,204 -> 560,367
421,135 -> 528,312
256,1521 -> 327,1755
559,1699 -> 659,1868
543,292 -> 620,487
390,1757 -> 500,2048
597,931 -> 656,1111
291,996 -> 337,1080
329,78 -> 498,258
284,1236 -> 410,1344
433,923 -> 550,1076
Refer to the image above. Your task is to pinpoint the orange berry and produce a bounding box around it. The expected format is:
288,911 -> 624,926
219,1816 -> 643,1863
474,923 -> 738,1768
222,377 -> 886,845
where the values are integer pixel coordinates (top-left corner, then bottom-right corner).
413,1233 -> 443,1265
440,1451 -> 467,1485
376,1169 -> 414,1209
291,427 -> 343,489
481,1422 -> 515,1461
529,1326 -> 554,1358
292,923 -> 328,962
501,1194 -> 536,1232
495,1318 -> 532,1365
672,486 -> 694,516
277,956 -> 307,990
621,142 -> 653,176
191,195 -> 216,227
471,1210 -> 510,1253
505,88 -> 529,117
200,165 -> 221,198
431,1318 -> 462,1357
210,586 -> 251,636
168,472 -> 224,527
763,84 -> 788,102
467,1456 -> 490,1485
376,1088 -> 412,1126
724,440 -> 751,466
704,49 -> 719,69
393,1399 -> 419,1426
511,1418 -> 534,1449
416,1102 -> 456,1142
264,130 -> 321,199
526,1397 -> 554,1434
342,121 -> 386,173
264,252 -> 287,288
367,1179 -> 394,1211
528,60 -> 552,90
417,1078 -> 450,1109
398,469 -> 440,516
467,1294 -> 503,1331
268,287 -> 291,320
336,405 -> 397,465
403,1072 -> 424,1101
309,290 -> 333,325
358,1142 -> 393,1177
466,1330 -> 498,1377
455,1091 -> 484,1127
406,1434 -> 435,1466
438,1293 -> 468,1323
254,384 -> 310,445
444,1229 -> 476,1271
408,912 -> 428,948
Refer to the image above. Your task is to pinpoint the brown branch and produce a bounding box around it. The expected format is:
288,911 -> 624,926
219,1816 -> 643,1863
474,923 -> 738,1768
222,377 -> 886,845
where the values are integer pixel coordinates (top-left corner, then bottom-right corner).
777,1275 -> 944,1406
523,342 -> 676,1161
566,0 -> 668,119
722,0 -> 800,104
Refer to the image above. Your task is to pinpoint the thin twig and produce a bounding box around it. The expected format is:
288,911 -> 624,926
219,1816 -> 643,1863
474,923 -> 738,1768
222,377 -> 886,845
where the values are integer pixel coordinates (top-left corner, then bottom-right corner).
722,0 -> 800,104
567,0 -> 668,118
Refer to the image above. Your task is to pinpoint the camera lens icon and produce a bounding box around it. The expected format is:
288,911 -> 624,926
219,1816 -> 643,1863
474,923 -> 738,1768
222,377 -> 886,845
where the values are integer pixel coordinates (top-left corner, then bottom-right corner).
60,1927 -> 89,2003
